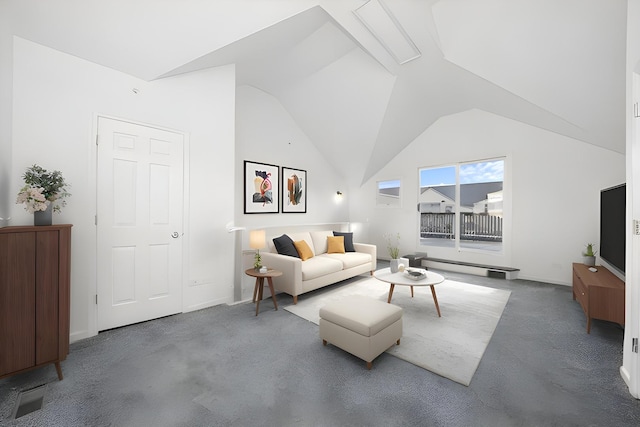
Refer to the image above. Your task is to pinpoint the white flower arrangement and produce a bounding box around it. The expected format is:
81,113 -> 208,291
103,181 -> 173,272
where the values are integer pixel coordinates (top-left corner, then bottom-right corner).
16,186 -> 50,213
16,164 -> 70,214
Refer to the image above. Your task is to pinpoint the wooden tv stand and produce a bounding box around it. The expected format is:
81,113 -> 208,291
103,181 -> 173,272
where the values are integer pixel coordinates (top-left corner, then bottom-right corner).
572,263 -> 624,333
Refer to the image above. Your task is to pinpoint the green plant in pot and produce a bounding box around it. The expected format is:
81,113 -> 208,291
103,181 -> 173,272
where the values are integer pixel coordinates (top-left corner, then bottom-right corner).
16,164 -> 71,226
384,232 -> 401,272
254,251 -> 262,270
583,243 -> 597,267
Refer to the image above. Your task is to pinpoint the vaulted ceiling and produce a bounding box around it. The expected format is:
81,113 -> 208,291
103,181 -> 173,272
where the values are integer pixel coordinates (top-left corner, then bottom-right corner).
6,0 -> 627,186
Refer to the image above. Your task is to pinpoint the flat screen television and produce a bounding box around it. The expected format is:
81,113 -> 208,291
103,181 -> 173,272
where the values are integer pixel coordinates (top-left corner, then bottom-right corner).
599,183 -> 626,274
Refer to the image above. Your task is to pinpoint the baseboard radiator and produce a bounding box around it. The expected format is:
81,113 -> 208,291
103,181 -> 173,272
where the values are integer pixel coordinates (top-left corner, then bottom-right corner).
423,258 -> 519,280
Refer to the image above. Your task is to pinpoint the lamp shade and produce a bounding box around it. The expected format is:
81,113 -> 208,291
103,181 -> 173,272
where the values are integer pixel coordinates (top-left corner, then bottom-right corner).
249,229 -> 266,250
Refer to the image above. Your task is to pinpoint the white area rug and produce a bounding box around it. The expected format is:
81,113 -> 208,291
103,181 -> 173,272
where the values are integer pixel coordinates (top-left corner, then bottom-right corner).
284,277 -> 511,386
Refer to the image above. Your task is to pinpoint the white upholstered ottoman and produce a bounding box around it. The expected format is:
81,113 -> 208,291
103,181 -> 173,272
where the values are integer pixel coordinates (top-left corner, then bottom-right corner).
319,295 -> 403,369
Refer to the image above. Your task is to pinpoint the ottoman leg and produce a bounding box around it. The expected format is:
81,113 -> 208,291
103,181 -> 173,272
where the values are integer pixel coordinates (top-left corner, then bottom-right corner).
366,361 -> 372,370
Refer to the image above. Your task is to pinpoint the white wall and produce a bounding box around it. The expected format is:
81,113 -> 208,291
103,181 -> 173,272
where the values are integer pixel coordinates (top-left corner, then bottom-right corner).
235,85 -> 349,228
0,3 -> 12,226
9,37 -> 236,342
350,109 -> 625,286
234,85 -> 350,299
622,0 -> 640,399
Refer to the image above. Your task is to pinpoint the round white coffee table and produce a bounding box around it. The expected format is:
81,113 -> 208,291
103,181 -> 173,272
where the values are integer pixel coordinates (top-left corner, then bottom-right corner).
373,268 -> 446,317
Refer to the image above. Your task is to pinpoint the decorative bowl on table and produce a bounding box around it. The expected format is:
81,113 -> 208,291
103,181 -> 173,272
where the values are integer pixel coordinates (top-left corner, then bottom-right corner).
404,268 -> 427,281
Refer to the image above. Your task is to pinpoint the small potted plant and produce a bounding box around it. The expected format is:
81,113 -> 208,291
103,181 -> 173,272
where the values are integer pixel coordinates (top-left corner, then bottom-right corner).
583,243 -> 597,267
254,250 -> 263,270
16,164 -> 71,226
384,232 -> 401,272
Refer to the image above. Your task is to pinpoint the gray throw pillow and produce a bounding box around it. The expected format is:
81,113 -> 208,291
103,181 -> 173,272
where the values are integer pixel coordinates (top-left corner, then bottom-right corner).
333,231 -> 355,252
273,234 -> 300,258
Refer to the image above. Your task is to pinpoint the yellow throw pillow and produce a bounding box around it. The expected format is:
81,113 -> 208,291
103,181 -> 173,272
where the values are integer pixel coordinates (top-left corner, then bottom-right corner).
293,240 -> 314,261
327,235 -> 345,254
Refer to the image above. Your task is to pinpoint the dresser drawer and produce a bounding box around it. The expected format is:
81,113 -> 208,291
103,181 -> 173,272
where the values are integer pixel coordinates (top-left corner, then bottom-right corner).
572,271 -> 588,312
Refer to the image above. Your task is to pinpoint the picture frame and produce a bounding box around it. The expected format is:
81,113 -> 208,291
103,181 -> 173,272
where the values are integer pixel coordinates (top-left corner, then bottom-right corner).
282,166 -> 306,213
244,161 -> 279,214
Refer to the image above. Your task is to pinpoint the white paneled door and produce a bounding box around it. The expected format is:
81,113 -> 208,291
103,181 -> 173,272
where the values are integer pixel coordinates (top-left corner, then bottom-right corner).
97,117 -> 184,331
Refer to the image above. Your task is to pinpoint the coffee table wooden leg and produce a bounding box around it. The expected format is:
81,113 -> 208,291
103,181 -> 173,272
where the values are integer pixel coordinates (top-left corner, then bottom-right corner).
266,277 -> 278,311
430,284 -> 441,317
255,277 -> 264,316
387,283 -> 395,303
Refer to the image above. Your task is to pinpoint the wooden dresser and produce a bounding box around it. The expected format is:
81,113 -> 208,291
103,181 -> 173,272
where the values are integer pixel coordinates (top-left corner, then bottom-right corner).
0,225 -> 72,380
572,263 -> 624,333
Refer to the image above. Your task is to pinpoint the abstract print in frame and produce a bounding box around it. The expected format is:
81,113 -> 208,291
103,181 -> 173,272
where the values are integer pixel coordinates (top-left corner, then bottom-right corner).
244,161 -> 279,214
282,167 -> 306,213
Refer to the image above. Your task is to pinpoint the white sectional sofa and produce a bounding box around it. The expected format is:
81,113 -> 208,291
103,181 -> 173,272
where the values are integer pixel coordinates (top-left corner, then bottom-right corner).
260,230 -> 377,304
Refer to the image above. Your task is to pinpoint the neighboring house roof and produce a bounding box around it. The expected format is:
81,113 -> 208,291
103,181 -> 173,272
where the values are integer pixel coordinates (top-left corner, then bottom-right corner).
378,187 -> 400,197
420,182 -> 503,208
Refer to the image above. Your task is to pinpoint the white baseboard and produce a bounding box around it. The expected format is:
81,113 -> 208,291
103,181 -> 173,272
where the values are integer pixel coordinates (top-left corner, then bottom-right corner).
619,365 -> 638,398
184,296 -> 231,313
70,329 -> 95,344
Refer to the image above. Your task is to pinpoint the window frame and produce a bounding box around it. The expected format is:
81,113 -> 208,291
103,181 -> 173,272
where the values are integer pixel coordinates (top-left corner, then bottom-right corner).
417,157 -> 506,254
376,178 -> 402,208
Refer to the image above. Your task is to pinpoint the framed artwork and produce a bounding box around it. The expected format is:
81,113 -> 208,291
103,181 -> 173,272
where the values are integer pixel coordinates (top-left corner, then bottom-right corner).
282,166 -> 306,213
244,161 -> 279,214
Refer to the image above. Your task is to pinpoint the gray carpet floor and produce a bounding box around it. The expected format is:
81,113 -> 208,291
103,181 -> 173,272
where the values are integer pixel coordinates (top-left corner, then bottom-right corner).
1,263 -> 639,426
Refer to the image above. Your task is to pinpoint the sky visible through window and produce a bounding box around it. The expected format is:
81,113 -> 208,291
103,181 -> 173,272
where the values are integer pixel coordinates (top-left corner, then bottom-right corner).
378,179 -> 401,189
420,160 -> 503,186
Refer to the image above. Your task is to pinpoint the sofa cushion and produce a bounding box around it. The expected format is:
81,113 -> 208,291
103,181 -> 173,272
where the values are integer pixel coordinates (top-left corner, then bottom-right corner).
300,257 -> 344,281
310,230 -> 332,255
327,236 -> 345,254
273,234 -> 299,258
333,231 -> 355,252
321,252 -> 372,269
288,232 -> 316,256
294,240 -> 314,261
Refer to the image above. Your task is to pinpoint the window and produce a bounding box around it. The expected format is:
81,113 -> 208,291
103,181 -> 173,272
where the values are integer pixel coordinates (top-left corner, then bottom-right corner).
418,166 -> 456,248
418,159 -> 504,252
377,179 -> 401,207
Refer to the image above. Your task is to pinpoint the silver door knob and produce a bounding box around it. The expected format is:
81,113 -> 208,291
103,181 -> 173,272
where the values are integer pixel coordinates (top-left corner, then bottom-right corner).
171,232 -> 179,238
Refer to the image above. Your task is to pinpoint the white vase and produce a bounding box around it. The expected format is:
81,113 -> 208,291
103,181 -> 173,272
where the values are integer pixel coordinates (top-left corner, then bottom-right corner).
390,259 -> 400,273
